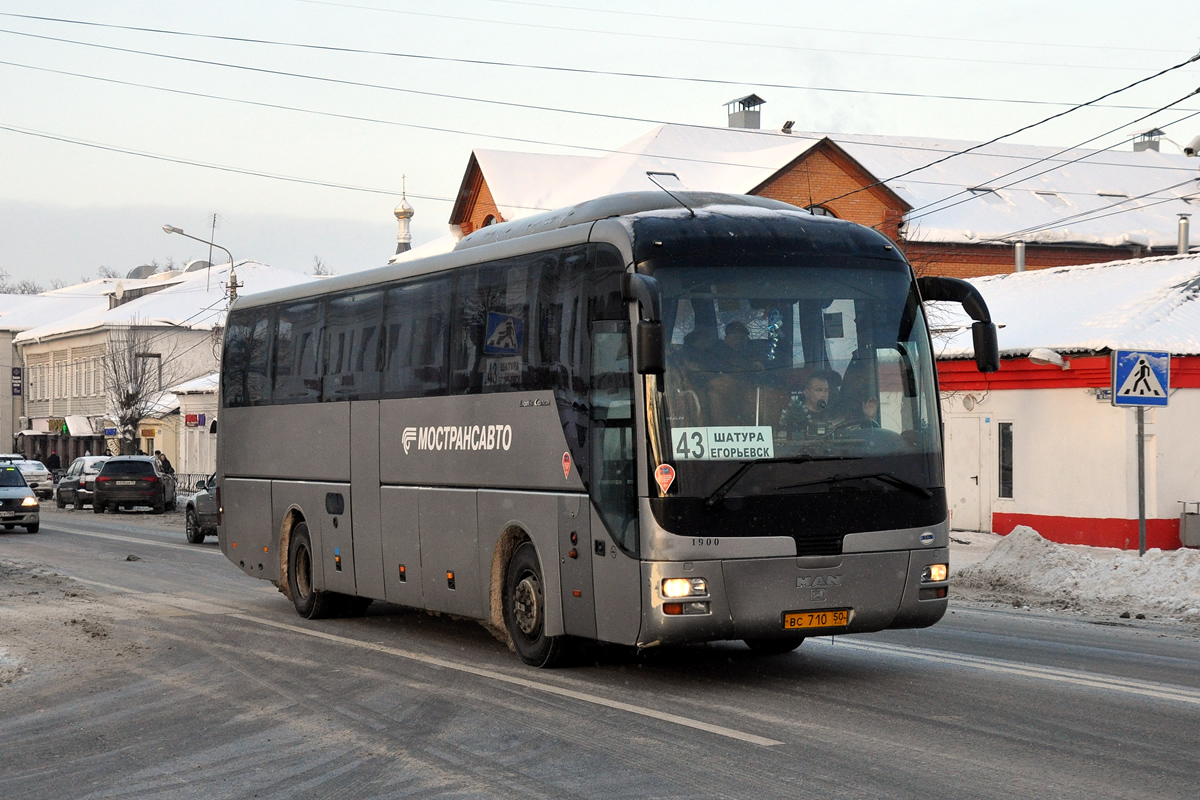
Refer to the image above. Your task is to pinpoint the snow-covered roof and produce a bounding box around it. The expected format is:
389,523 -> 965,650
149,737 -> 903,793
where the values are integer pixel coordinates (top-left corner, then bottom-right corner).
0,292 -> 109,334
477,126 -> 819,222
933,253 -> 1200,359
14,262 -> 314,344
169,372 -> 219,395
472,124 -> 1200,249
832,132 -> 1200,248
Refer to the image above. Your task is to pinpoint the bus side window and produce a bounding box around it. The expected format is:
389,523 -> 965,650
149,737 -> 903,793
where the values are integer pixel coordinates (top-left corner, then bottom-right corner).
382,277 -> 450,398
323,289 -> 384,402
273,300 -> 324,404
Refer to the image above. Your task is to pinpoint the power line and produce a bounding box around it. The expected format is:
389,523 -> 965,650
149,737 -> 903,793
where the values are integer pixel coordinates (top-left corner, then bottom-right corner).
276,2 -> 1180,72
816,51 -> 1200,208
0,122 -> 444,200
470,0 -> 1189,56
2,20 -> 1197,117
904,95 -> 1200,224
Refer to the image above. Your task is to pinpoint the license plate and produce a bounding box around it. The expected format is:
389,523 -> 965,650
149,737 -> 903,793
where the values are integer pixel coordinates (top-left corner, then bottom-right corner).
0,511 -> 14,518
116,481 -> 136,485
783,608 -> 851,631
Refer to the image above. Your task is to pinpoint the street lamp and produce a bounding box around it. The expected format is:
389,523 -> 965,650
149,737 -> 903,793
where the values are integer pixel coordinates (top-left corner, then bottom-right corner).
162,225 -> 242,300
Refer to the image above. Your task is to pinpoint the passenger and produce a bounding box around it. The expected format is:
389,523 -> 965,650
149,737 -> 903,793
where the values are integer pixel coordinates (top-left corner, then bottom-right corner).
721,321 -> 762,371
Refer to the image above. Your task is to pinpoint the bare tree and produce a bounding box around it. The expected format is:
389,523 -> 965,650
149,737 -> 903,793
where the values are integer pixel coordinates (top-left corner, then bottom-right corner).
311,256 -> 334,276
98,266 -> 121,278
103,324 -> 188,455
0,269 -> 44,294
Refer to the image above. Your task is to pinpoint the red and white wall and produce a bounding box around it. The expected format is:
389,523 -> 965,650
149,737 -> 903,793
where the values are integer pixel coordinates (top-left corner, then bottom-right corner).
938,356 -> 1200,550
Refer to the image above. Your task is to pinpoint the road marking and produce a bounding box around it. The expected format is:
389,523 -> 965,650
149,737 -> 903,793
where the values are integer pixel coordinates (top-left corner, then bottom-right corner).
231,613 -> 784,747
45,523 -> 222,555
814,638 -> 1200,706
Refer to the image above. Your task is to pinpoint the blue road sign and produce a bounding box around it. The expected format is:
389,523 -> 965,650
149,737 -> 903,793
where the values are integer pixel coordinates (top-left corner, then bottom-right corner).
1112,350 -> 1170,407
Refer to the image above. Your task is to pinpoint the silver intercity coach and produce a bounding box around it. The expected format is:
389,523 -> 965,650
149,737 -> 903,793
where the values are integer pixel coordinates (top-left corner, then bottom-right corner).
216,191 -> 1000,666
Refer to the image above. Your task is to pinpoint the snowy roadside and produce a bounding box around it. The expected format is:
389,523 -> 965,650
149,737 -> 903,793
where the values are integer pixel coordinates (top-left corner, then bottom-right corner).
950,525 -> 1200,627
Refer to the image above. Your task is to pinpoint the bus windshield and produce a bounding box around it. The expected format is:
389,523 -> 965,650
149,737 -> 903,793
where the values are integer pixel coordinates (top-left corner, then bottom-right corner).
652,262 -> 943,501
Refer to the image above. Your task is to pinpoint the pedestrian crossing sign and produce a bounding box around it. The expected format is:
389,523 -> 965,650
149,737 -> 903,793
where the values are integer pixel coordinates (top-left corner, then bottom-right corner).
1111,350 -> 1169,407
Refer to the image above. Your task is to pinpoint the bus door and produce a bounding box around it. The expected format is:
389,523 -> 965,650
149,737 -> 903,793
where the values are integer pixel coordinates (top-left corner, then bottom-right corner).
558,493 -> 595,638
586,318 -> 642,644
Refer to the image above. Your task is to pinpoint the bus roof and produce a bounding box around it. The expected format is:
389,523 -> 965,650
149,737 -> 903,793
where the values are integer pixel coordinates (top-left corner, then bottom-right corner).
230,191 -> 902,311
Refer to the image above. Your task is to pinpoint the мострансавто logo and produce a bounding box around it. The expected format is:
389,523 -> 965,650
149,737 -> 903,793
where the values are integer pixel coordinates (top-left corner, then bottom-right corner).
401,425 -> 513,454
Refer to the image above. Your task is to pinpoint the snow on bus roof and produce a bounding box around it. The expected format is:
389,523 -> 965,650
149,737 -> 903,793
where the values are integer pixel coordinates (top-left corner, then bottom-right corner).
931,252 -> 1200,359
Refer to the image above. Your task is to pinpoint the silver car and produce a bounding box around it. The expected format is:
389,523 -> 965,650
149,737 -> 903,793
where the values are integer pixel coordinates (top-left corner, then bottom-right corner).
184,474 -> 219,544
14,460 -> 53,500
0,464 -> 40,533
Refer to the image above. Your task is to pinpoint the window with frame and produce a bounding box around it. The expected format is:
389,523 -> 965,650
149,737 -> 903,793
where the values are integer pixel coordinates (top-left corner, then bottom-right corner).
273,301 -> 324,404
382,277 -> 450,398
998,421 -> 1014,498
323,289 -> 384,402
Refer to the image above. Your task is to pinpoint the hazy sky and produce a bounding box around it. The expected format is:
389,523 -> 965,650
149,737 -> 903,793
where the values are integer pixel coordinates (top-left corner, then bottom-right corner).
2,0 -> 1198,285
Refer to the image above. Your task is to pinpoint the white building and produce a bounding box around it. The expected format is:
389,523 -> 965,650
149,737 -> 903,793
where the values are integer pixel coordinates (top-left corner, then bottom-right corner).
170,372 -> 218,478
14,262 -> 313,463
934,253 -> 1200,550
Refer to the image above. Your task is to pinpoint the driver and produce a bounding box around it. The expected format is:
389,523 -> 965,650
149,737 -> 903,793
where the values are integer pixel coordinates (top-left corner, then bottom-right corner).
785,372 -> 839,436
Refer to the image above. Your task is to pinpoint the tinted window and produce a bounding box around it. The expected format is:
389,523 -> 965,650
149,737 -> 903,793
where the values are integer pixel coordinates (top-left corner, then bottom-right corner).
223,309 -> 273,407
274,301 -> 324,404
382,277 -> 450,398
323,289 -> 384,402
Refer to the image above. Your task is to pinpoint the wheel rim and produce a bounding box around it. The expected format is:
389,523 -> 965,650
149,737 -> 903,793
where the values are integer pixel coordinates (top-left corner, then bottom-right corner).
295,544 -> 313,600
512,573 -> 541,637
186,512 -> 196,537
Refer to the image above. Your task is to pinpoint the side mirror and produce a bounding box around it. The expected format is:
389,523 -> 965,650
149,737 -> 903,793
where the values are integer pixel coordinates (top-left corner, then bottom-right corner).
622,273 -> 665,377
636,321 -> 665,376
195,479 -> 207,491
972,322 -> 1000,374
917,276 -> 1001,374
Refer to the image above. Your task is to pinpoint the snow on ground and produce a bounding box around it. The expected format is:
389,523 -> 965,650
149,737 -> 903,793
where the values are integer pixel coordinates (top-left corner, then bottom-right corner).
952,525 -> 1200,624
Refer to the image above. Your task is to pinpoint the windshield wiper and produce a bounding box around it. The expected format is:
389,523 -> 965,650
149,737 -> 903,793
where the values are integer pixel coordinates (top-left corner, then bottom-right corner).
704,455 -> 859,508
775,471 -> 933,499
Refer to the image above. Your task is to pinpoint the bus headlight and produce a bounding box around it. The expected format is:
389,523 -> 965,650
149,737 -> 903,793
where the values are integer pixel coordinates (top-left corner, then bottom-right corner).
922,564 -> 948,583
662,577 -> 707,598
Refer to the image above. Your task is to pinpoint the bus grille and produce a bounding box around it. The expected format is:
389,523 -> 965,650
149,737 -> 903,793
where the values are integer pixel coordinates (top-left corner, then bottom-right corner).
794,532 -> 844,557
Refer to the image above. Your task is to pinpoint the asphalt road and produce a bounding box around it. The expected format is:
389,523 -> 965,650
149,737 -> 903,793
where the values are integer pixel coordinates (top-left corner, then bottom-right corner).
2,506 -> 1198,800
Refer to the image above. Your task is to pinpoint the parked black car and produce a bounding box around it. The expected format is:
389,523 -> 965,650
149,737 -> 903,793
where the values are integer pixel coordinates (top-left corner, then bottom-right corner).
54,455 -> 111,509
184,474 -> 219,543
93,456 -> 177,514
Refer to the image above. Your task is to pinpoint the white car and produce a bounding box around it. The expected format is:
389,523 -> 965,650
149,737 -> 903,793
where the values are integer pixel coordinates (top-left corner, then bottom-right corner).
14,460 -> 53,500
0,464 -> 39,533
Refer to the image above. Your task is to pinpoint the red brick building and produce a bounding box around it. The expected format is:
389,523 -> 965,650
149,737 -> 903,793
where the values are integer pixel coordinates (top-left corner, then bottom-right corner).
445,121 -> 1198,278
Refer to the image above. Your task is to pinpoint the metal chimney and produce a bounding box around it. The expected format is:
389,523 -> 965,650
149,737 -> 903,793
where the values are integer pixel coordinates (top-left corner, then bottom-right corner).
1014,241 -> 1026,272
725,94 -> 765,129
1180,214 -> 1191,255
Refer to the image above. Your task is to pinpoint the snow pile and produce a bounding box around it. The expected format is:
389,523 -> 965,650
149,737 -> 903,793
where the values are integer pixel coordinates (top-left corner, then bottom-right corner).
955,526 -> 1200,622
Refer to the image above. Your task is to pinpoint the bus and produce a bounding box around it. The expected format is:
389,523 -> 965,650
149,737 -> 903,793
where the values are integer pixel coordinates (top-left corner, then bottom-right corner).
216,191 -> 999,667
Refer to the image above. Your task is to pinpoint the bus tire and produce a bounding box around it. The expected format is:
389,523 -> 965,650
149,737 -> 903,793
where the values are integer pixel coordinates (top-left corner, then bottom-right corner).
743,637 -> 805,655
287,522 -> 336,619
503,542 -> 567,668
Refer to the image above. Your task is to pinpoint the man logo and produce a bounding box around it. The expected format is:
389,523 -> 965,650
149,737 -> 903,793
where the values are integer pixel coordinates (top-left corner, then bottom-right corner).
402,427 -> 417,454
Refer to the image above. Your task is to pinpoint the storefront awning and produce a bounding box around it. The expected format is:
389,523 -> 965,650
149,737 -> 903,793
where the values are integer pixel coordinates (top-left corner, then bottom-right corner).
64,415 -> 94,436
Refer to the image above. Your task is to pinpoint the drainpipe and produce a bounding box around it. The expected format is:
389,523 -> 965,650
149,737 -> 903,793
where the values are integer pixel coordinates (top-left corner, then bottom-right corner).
1014,241 -> 1026,272
1180,214 -> 1191,255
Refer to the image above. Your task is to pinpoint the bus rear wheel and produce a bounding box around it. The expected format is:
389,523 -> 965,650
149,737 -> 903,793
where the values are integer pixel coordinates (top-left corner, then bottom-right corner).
743,636 -> 805,655
503,542 -> 567,668
287,523 -> 336,619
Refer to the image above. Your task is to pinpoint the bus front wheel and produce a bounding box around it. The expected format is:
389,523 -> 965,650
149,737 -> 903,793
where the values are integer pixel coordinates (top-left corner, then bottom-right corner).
288,522 -> 336,619
503,542 -> 567,668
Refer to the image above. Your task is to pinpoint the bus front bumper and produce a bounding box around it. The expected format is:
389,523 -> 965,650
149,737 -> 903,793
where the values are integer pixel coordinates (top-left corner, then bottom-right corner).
638,548 -> 949,647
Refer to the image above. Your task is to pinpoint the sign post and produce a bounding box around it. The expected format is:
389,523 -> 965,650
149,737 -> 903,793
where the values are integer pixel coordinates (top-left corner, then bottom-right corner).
1111,350 -> 1170,555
